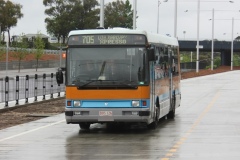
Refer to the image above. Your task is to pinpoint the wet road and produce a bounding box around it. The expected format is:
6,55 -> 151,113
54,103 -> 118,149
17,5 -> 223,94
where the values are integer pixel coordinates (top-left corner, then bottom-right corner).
1,71 -> 240,160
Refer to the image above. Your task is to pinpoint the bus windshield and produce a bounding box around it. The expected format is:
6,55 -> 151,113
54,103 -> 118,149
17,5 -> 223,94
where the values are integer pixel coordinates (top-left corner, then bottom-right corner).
67,47 -> 148,88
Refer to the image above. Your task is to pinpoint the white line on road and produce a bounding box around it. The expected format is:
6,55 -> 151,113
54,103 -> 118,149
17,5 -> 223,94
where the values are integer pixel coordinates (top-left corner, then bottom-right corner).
0,119 -> 65,142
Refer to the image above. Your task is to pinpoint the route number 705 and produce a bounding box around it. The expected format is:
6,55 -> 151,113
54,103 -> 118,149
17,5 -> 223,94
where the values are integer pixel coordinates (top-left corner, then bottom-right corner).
82,36 -> 94,44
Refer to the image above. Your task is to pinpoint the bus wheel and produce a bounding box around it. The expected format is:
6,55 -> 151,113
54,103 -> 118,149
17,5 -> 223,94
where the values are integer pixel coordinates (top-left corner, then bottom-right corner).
167,97 -> 176,119
147,107 -> 159,130
79,123 -> 90,130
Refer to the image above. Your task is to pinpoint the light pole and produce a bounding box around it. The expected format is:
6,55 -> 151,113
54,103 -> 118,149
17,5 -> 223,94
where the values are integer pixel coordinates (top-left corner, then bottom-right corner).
59,36 -> 62,68
209,18 -> 240,70
211,8 -> 214,71
196,0 -> 234,73
133,0 -> 137,30
6,29 -> 9,77
163,0 -> 177,37
231,17 -> 234,70
174,0 -> 177,38
157,0 -> 161,33
196,0 -> 200,73
188,8 -> 238,71
100,0 -> 104,28
183,31 -> 186,40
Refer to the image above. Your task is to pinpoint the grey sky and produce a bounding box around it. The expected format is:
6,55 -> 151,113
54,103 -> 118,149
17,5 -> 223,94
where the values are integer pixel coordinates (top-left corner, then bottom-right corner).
10,0 -> 240,41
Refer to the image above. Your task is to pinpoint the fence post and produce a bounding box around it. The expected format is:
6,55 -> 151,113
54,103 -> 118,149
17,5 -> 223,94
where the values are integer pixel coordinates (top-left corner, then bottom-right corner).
5,76 -> 9,107
50,73 -> 53,98
43,73 -> 46,100
25,75 -> 29,103
34,74 -> 38,101
16,76 -> 19,105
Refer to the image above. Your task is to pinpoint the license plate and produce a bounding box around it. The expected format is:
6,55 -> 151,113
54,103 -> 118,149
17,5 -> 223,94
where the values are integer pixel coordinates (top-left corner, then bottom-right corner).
74,111 -> 81,115
99,111 -> 112,116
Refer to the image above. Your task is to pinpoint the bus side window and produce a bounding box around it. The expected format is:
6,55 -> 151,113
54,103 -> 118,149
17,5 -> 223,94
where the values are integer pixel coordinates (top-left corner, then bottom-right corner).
154,47 -> 160,64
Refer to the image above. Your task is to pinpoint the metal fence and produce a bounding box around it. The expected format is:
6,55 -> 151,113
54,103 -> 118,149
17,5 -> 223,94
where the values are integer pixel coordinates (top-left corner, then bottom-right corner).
0,73 -> 65,107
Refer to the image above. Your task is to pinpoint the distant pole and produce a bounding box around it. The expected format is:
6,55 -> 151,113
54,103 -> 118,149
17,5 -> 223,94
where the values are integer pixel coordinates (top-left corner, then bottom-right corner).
100,0 -> 104,28
196,0 -> 200,73
133,0 -> 137,30
6,40 -> 9,77
231,17 -> 234,70
59,36 -> 62,68
191,51 -> 193,62
0,25 -> 1,44
211,8 -> 214,71
174,0 -> 177,38
157,1 -> 160,33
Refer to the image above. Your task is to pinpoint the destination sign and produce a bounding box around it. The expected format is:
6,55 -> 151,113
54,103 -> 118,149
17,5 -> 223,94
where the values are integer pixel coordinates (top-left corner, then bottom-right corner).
68,34 -> 146,45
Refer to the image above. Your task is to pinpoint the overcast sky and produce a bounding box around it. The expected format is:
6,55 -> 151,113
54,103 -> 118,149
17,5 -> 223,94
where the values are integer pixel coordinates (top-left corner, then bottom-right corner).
10,0 -> 240,41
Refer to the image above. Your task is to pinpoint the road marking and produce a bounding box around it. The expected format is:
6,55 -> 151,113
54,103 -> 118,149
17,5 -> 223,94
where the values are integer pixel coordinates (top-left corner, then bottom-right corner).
0,119 -> 65,142
161,92 -> 220,160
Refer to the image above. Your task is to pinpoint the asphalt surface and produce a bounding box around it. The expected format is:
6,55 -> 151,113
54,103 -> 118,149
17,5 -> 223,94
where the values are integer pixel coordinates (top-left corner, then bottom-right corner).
0,71 -> 240,160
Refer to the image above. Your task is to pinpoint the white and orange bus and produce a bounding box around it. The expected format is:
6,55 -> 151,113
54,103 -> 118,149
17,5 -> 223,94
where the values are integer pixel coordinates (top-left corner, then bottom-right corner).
57,28 -> 181,129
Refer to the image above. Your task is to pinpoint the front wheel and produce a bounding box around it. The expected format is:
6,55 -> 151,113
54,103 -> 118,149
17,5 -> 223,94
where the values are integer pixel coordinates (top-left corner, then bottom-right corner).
167,97 -> 176,119
147,107 -> 159,129
79,123 -> 90,130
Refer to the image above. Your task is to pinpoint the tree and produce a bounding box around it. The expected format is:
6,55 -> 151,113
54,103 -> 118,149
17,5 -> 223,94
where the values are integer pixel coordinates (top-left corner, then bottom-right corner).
0,0 -> 23,44
104,0 -> 133,29
34,32 -> 45,71
235,36 -> 240,42
43,0 -> 99,43
11,33 -> 28,73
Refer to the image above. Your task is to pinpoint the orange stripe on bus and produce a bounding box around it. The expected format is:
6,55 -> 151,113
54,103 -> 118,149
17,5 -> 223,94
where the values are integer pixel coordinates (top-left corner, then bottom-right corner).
66,86 -> 150,99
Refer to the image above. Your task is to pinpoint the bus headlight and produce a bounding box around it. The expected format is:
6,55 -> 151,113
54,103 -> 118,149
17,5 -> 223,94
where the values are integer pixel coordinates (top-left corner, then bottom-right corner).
132,100 -> 140,107
73,101 -> 81,107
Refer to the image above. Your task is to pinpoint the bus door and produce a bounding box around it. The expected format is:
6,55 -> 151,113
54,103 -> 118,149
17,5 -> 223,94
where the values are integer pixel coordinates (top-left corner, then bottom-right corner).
149,58 -> 155,117
169,46 -> 174,109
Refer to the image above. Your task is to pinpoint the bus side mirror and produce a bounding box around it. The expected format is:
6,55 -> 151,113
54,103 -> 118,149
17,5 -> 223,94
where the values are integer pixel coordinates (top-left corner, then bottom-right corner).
147,48 -> 155,61
56,68 -> 64,84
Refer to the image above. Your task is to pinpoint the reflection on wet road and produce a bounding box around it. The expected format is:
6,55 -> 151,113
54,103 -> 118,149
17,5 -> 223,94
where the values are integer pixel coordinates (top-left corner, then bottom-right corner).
1,71 -> 240,160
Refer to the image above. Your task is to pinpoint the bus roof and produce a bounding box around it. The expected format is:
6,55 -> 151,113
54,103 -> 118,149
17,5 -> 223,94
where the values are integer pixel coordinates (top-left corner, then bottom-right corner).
68,28 -> 178,47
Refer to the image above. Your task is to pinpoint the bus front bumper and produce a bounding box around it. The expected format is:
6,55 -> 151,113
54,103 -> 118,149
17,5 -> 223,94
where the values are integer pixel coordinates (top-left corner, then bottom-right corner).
65,108 -> 152,124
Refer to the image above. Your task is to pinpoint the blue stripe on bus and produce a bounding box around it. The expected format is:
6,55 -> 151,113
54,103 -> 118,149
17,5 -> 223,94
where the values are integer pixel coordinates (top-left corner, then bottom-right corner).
66,99 -> 150,108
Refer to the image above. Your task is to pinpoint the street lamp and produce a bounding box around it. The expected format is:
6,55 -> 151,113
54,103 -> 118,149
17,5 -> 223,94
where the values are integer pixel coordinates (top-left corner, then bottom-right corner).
163,0 -> 177,38
100,0 -> 104,28
183,31 -> 186,40
157,0 -> 161,33
196,0 -> 234,73
209,18 -> 240,70
133,0 -> 137,29
6,28 -> 9,77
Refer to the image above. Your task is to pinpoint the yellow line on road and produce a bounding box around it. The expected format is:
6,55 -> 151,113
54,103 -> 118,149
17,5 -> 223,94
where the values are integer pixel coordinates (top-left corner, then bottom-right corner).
161,92 -> 220,160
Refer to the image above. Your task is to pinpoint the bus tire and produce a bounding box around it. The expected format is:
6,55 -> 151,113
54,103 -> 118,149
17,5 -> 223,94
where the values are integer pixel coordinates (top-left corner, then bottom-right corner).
147,107 -> 159,129
167,96 -> 176,119
79,123 -> 90,130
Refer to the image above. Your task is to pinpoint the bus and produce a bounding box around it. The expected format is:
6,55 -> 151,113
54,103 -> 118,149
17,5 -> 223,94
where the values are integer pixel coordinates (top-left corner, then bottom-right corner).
56,28 -> 181,130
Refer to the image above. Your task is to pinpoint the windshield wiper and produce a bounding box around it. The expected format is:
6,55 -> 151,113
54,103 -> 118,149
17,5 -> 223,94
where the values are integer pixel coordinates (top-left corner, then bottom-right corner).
78,80 -> 103,88
119,81 -> 138,89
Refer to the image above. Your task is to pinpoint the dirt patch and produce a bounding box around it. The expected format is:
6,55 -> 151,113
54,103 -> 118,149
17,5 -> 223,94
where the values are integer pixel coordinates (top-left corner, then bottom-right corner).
0,65 -> 240,130
0,98 -> 65,130
181,66 -> 240,79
